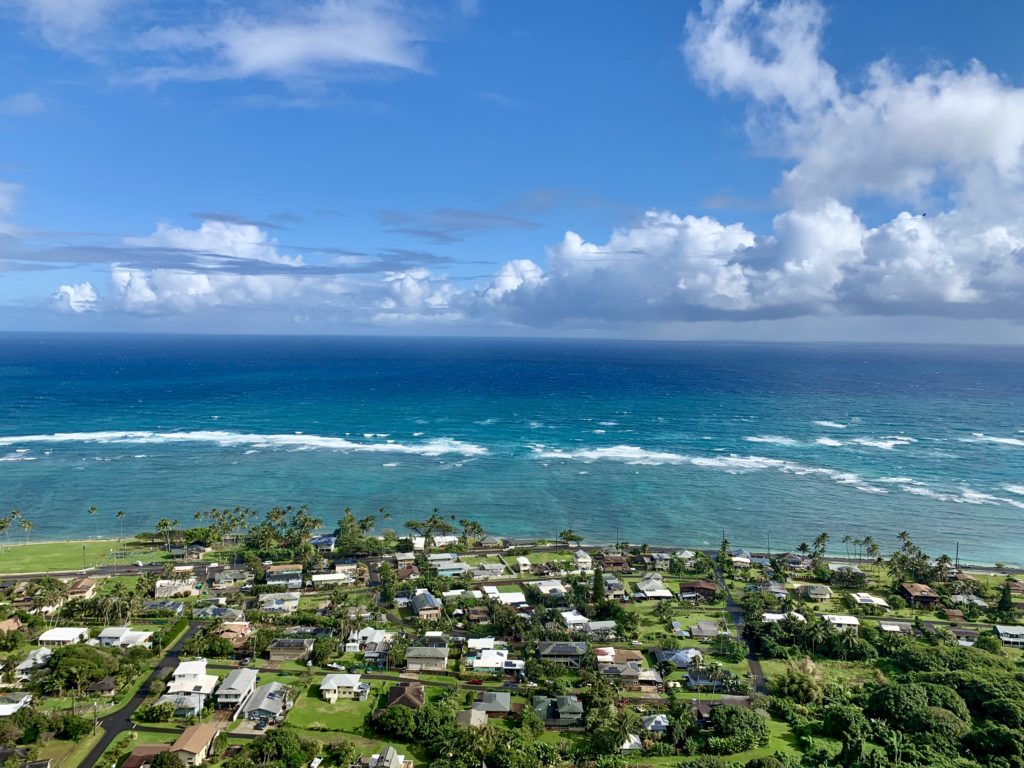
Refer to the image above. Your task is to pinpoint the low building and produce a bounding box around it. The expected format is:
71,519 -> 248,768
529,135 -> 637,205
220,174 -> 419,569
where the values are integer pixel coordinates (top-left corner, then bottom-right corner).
14,648 -> 51,682
142,599 -> 184,616
120,744 -> 170,768
560,609 -> 590,630
536,641 -> 588,669
531,695 -> 584,728
243,682 -> 290,722
405,641 -> 449,673
170,723 -> 221,767
267,638 -> 314,662
311,572 -> 356,589
411,592 -> 443,620
599,554 -> 630,572
154,578 -> 198,599
167,659 -> 219,708
266,564 -> 303,589
258,592 -> 300,614
994,624 -> 1024,647
799,584 -> 832,602
635,573 -> 673,599
823,614 -> 860,632
96,627 -> 153,648
471,691 -> 512,717
534,580 -> 570,599
584,620 -> 618,640
310,534 -> 336,554
602,573 -> 626,600
456,708 -> 488,728
899,582 -> 940,608
320,674 -> 370,703
156,693 -> 206,718
211,569 -> 252,590
851,593 -> 890,609
762,612 -> 805,623
678,580 -> 719,602
386,681 -> 425,710
354,745 -> 411,768
515,556 -> 531,573
641,713 -> 671,733
573,550 -> 593,571
215,667 -> 258,709
654,648 -> 703,669
37,627 -> 89,647
67,577 -> 97,601
689,620 -> 725,641
86,676 -> 117,696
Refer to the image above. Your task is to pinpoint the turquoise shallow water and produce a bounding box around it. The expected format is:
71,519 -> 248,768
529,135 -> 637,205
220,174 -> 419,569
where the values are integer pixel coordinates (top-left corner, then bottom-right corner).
1,334 -> 1023,564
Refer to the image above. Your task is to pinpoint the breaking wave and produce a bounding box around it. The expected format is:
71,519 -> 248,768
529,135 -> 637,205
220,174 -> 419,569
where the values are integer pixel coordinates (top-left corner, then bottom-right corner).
963,433 -> 1024,448
813,420 -> 847,429
744,435 -> 801,446
0,430 -> 488,458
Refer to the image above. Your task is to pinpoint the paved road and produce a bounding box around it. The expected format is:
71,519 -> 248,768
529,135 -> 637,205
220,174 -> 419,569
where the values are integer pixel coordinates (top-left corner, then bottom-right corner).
717,569 -> 767,695
80,623 -> 200,768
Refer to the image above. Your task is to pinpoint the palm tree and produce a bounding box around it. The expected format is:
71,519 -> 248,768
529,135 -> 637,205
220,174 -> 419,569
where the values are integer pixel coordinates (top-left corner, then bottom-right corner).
88,506 -> 98,539
19,518 -> 31,546
0,516 -> 8,552
116,510 -> 126,558
842,534 -> 852,560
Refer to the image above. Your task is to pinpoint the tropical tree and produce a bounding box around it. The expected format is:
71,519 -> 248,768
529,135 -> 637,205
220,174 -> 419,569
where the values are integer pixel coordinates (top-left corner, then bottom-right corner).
559,529 -> 583,547
88,506 -> 98,539
19,518 -> 31,546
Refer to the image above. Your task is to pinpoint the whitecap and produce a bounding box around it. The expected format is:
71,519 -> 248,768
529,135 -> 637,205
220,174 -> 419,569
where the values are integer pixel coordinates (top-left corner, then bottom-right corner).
815,437 -> 844,447
0,453 -> 36,462
745,435 -> 800,446
851,436 -> 916,450
598,421 -> 618,427
1004,484 -> 1024,496
593,429 -> 606,435
412,432 -> 424,437
382,462 -> 398,467
963,432 -> 1024,448
0,430 -> 488,458
813,420 -> 847,429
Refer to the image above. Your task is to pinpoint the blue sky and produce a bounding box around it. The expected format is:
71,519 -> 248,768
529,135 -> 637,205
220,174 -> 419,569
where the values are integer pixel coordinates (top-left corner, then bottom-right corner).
2,0 -> 1024,341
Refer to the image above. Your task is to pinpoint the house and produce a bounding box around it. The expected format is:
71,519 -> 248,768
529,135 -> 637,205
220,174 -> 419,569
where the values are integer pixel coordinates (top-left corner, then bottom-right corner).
762,612 -> 805,623
86,679 -> 117,696
121,745 -> 170,768
531,695 -> 584,728
396,565 -> 420,582
426,553 -> 459,565
465,605 -> 490,623
602,573 -> 626,599
599,554 -> 630,572
67,577 -> 97,601
747,581 -> 789,600
560,609 -> 590,631
620,734 -> 643,753
355,745 -> 411,768
584,620 -> 618,640
675,549 -> 697,566
143,599 -> 184,616
678,580 -> 719,602
0,693 -> 32,717
386,681 -> 425,710
515,556 -> 531,574
37,627 -> 89,647
641,714 -> 671,733
405,640 -> 449,672
654,648 -> 703,669
689,621 -> 725,641
311,573 -> 356,589
156,693 -> 206,718
154,578 -> 199,599
994,625 -> 1024,648
823,614 -> 860,632
799,584 -> 833,602
320,674 -> 370,703
469,648 -> 509,673
899,582 -> 940,608
573,550 -> 593,571
170,723 -> 221,767
243,682 -> 290,722
536,641 -> 588,669
258,592 -> 300,614
692,696 -> 752,725
851,593 -> 890,610
267,638 -> 314,662
96,627 -> 153,648
215,668 -> 258,709
435,562 -> 469,579
472,563 -> 506,580
310,534 -> 336,554
266,564 -> 303,589
456,708 -> 488,728
950,594 -> 989,609
944,608 -> 966,623
878,621 -> 913,634
686,667 -> 731,691
471,691 -> 512,717
534,580 -> 569,599
411,592 -> 443,620
167,659 -> 219,706
635,573 -> 673,599
14,648 -> 51,681
479,534 -> 505,548
346,627 -> 394,664
217,621 -> 252,649
211,568 -> 252,590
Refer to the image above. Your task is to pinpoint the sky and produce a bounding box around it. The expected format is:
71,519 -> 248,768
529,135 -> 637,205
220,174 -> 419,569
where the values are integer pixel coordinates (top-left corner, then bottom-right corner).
2,0 -> 1024,342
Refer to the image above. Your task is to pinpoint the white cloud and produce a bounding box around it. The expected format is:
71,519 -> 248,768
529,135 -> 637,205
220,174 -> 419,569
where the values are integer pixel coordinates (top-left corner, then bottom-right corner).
2,0 -> 121,49
0,92 -> 45,115
124,220 -> 301,266
135,1 -> 426,84
52,281 -> 97,313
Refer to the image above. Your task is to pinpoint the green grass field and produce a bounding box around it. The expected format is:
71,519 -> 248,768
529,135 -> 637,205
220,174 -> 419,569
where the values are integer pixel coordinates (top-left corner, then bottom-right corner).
0,539 -> 166,574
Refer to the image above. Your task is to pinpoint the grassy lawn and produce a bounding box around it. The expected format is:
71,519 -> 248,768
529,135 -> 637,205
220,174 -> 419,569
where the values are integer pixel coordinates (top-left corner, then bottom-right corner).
37,727 -> 106,767
645,718 -> 800,764
284,681 -> 379,731
0,540 -> 167,574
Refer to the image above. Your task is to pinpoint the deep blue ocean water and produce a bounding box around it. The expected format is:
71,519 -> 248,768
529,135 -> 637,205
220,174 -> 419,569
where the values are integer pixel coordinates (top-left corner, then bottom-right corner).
1,333 -> 1023,564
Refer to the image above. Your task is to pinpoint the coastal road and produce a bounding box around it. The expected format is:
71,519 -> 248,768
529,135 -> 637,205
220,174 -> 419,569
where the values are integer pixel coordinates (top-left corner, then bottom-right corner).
717,569 -> 767,695
80,623 -> 200,768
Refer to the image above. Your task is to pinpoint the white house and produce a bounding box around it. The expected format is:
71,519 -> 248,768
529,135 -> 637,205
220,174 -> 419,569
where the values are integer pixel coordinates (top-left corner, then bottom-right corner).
635,573 -> 674,599
762,612 -> 806,623
995,625 -> 1024,648
471,649 -> 509,672
573,550 -> 593,571
168,659 -> 219,706
515,556 -> 531,573
215,667 -> 258,709
14,648 -> 51,681
560,610 -> 590,630
38,627 -> 89,647
823,614 -> 861,632
96,627 -> 153,648
534,580 -> 569,598
258,592 -> 300,614
851,593 -> 890,609
320,674 -> 370,703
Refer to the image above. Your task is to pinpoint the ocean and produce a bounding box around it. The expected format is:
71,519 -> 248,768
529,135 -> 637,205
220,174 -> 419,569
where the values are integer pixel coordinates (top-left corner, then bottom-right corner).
1,333 -> 1022,564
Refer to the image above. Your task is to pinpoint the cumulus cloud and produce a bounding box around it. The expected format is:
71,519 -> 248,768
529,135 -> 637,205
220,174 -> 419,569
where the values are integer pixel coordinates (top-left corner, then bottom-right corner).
472,0 -> 1024,325
1,0 -> 121,49
134,0 -> 426,85
52,281 -> 97,313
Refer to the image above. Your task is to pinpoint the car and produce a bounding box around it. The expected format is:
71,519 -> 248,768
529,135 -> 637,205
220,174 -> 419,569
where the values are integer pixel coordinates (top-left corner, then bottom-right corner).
134,561 -> 145,567
262,560 -> 273,566
467,679 -> 483,685
241,657 -> 252,665
254,720 -> 267,730
326,663 -> 347,671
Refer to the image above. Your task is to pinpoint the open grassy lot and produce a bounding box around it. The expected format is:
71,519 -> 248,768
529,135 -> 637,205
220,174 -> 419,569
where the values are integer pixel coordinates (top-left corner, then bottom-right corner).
0,539 -> 168,574
284,681 -> 381,731
37,727 -> 106,767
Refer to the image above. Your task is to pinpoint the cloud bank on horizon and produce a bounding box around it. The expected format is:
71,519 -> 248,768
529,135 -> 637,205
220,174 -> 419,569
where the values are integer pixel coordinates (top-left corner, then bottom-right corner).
3,0 -> 1024,336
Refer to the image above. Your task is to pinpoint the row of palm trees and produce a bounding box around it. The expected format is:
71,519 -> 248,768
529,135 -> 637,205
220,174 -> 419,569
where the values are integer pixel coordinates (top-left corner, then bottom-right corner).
0,508 -> 33,548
